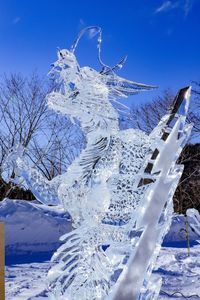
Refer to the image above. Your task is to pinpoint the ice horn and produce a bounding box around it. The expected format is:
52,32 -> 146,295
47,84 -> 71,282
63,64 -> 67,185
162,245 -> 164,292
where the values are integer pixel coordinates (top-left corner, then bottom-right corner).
70,26 -> 128,75
70,26 -> 102,53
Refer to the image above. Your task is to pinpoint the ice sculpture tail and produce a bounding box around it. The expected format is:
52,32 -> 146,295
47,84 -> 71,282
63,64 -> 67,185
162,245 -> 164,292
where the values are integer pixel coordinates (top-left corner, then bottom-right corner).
3,144 -> 61,205
109,86 -> 192,300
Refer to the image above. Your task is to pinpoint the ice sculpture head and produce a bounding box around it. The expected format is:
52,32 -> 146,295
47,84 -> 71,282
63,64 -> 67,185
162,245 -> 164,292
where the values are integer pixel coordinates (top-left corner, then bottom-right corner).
49,48 -> 80,83
47,49 -> 118,130
57,49 -> 77,64
47,27 -> 157,130
53,48 -> 79,72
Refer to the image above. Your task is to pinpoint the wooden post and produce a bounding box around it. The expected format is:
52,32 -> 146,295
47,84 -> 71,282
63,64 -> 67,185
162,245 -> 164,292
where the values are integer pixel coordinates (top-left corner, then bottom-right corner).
0,223 -> 5,300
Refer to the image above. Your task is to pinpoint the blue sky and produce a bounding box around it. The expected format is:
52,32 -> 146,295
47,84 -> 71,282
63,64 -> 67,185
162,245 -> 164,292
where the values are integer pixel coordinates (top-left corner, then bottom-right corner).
0,0 -> 200,104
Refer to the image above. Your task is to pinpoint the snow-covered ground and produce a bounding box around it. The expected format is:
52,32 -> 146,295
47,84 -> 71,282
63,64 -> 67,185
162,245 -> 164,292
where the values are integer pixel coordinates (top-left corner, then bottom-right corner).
0,199 -> 71,256
157,245 -> 200,299
2,199 -> 200,300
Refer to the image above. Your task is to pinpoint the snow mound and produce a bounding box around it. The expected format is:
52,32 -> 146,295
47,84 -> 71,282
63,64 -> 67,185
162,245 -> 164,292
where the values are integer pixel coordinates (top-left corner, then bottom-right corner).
163,213 -> 199,246
0,199 -> 71,256
1,198 -> 199,259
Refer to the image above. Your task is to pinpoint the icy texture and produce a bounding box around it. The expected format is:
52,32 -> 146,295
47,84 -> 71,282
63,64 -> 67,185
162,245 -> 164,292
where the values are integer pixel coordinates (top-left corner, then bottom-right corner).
105,129 -> 152,224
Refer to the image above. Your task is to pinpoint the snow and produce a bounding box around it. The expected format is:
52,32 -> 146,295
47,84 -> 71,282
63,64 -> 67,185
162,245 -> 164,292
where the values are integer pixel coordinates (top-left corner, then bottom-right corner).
163,213 -> 199,246
2,199 -> 200,299
6,262 -> 49,300
6,245 -> 200,300
0,199 -> 71,257
157,245 -> 200,299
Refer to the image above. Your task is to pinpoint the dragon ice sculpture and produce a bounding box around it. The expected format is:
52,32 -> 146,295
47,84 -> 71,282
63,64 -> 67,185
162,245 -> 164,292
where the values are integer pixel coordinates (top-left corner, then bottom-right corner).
4,27 -> 192,300
45,28 -> 192,300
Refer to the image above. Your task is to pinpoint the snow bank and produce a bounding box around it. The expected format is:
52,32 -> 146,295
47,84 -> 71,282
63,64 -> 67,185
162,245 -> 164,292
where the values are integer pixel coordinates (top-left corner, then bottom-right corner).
163,213 -> 199,246
0,199 -> 71,256
0,198 -> 199,258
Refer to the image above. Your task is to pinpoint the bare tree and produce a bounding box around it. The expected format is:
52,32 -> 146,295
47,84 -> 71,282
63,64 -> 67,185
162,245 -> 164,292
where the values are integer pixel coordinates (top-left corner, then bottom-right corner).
127,88 -> 200,214
0,73 -> 84,199
128,87 -> 200,139
174,144 -> 200,214
128,89 -> 174,134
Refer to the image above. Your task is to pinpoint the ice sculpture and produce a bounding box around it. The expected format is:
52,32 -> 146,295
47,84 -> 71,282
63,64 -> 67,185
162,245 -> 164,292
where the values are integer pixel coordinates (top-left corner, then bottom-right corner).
46,28 -> 192,300
44,27 -> 192,300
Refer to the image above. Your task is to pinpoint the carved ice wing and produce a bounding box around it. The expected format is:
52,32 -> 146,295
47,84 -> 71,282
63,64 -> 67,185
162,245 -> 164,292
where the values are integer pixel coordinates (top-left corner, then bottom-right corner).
57,134 -> 109,223
59,134 -> 109,188
104,74 -> 157,98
